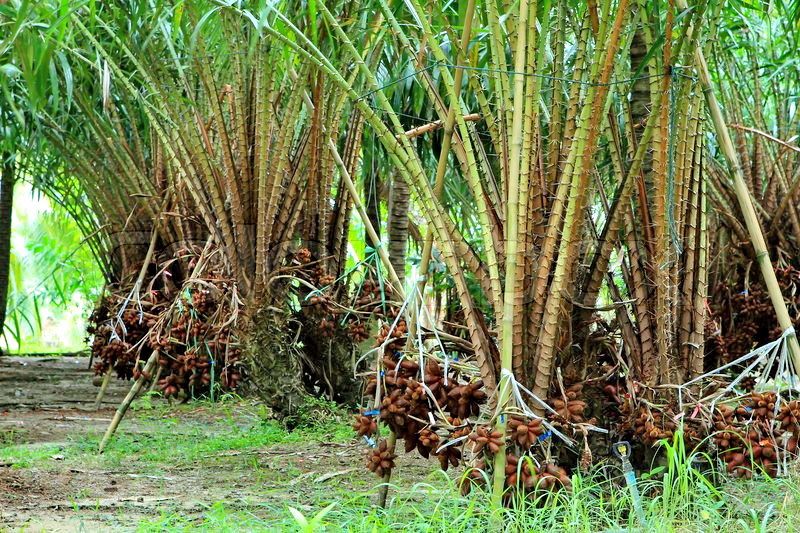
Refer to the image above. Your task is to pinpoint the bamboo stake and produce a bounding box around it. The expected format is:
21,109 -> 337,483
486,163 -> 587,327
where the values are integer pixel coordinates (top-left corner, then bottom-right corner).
98,350 -> 159,453
289,5 -> 497,387
294,18 -> 486,502
532,0 -> 631,402
403,0 -> 502,310
95,216 -> 162,416
729,124 -> 800,155
148,364 -> 163,393
327,138 -> 403,293
301,0 -> 494,503
93,367 -> 113,410
492,0 -> 532,505
678,0 -> 800,367
400,113 -> 481,140
377,431 -> 397,507
391,0 -> 484,393
317,4 -> 493,505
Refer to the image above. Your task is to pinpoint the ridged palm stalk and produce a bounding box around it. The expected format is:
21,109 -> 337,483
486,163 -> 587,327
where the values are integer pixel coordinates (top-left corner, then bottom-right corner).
706,3 -> 800,298
676,0 -> 800,367
51,8 -> 360,307
387,172 -> 410,286
283,0 -> 725,498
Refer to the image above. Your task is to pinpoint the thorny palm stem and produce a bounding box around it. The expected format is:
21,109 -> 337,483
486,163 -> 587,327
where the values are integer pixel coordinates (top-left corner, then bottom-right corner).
409,0 -> 477,346
677,0 -> 800,367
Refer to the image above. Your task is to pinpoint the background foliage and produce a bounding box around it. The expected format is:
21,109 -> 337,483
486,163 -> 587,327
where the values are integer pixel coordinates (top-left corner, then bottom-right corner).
4,181 -> 103,352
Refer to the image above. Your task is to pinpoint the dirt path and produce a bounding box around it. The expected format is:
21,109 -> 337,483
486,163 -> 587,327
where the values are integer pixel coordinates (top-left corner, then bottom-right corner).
1,356 -> 128,445
0,355 -> 128,408
0,356 -> 435,531
1,356 -> 135,530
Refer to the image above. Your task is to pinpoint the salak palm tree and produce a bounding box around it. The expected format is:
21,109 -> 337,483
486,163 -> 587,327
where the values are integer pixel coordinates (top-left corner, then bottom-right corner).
269,0 -> 800,499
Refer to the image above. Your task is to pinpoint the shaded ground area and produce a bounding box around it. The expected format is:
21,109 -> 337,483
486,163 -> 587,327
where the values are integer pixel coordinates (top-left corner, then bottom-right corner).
0,356 -> 435,531
0,355 -> 127,408
1,356 -> 128,448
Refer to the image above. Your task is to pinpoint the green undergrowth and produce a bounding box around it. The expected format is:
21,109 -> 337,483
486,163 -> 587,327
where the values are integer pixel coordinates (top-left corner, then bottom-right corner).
136,468 -> 800,533
4,399 -> 800,532
139,430 -> 800,533
0,396 -> 352,471
0,441 -> 65,468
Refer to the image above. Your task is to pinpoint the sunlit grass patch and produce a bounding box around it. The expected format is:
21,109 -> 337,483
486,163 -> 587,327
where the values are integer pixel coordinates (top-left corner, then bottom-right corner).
1,399 -> 353,472
133,469 -> 800,533
0,441 -> 65,468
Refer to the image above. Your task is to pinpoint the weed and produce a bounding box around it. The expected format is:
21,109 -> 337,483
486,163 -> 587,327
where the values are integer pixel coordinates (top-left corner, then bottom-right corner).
0,428 -> 25,446
283,396 -> 350,433
287,502 -> 338,532
5,401 -> 800,532
131,391 -> 161,413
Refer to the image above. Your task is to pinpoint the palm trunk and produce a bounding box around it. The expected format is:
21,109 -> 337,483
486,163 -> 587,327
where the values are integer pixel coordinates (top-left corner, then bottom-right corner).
629,28 -> 650,146
0,152 -> 14,342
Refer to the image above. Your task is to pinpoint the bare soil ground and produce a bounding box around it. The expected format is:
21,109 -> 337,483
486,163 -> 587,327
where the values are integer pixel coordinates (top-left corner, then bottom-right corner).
0,356 -> 433,532
1,356 -> 128,441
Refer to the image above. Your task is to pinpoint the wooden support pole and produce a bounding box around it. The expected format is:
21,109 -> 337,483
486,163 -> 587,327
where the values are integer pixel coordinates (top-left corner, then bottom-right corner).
399,113 -> 481,140
290,63 -> 405,507
327,138 -> 403,293
98,350 -> 159,453
148,364 -> 163,393
93,367 -> 113,410
412,0 -> 476,327
377,431 -> 397,507
329,138 -> 402,507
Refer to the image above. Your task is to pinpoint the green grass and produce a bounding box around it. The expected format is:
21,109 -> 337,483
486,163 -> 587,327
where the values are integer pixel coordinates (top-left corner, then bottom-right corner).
4,400 -> 800,532
0,441 -> 65,468
136,430 -> 800,532
0,397 -> 352,471
135,469 -> 800,532
0,427 -> 26,446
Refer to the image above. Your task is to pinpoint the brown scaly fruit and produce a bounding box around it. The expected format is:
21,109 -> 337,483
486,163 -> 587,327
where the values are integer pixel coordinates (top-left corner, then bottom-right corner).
535,463 -> 572,492
353,414 -> 378,437
507,416 -> 545,448
436,445 -> 462,471
446,379 -> 488,419
416,427 -> 440,459
366,439 -> 396,477
468,426 -> 504,455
